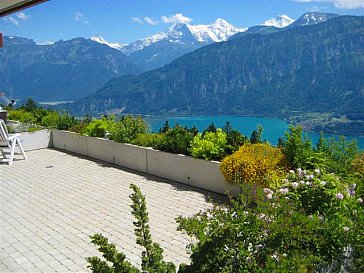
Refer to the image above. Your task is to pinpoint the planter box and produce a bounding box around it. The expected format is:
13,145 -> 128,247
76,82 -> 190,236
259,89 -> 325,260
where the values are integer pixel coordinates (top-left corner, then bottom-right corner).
20,129 -> 52,151
52,130 -> 88,156
147,149 -> 240,196
51,129 -> 240,196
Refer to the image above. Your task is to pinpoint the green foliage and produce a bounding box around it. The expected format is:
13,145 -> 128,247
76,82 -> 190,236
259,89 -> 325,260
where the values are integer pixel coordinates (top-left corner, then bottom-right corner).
250,124 -> 263,144
88,184 -> 176,273
222,121 -> 247,154
157,125 -> 195,155
281,125 -> 314,169
40,111 -> 59,128
220,143 -> 288,188
189,129 -> 228,161
8,109 -> 36,124
130,133 -> 164,148
177,170 -> 364,272
22,98 -> 38,113
129,184 -> 176,273
281,126 -> 359,176
202,123 -> 217,136
81,116 -> 115,138
109,116 -> 148,143
159,120 -> 170,134
87,234 -> 139,273
315,134 -> 358,175
55,113 -> 81,130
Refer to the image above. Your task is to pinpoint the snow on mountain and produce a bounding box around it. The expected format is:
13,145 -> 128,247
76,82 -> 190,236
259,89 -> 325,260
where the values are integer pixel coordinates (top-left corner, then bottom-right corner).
188,18 -> 247,43
121,18 -> 245,55
288,12 -> 339,28
263,15 -> 294,28
90,35 -> 126,50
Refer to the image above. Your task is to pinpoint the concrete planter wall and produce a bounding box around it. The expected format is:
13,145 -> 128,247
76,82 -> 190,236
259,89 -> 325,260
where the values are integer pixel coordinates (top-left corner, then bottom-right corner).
20,129 -> 52,151
51,129 -> 240,196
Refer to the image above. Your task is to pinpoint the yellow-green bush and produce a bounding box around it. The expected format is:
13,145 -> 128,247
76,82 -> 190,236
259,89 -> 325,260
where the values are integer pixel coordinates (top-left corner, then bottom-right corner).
352,152 -> 364,176
220,143 -> 288,187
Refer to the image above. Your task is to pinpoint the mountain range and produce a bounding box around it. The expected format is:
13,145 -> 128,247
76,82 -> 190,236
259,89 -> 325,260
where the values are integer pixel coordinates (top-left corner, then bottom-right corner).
0,36 -> 140,100
92,18 -> 246,71
71,15 -> 364,127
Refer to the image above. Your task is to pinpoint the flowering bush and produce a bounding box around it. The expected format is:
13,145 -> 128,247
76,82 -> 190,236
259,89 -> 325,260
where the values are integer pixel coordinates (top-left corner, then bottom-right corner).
220,143 -> 288,187
178,169 -> 364,272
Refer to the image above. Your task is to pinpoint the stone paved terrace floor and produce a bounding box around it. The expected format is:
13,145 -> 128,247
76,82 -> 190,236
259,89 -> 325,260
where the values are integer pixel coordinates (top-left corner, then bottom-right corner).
0,149 -> 224,273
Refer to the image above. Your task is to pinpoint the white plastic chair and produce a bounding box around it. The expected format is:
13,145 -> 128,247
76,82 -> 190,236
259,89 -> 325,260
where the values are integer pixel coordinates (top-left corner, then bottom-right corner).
0,119 -> 26,165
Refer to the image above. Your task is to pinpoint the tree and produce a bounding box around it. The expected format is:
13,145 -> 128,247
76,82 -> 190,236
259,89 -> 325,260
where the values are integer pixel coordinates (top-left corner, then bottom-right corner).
202,123 -> 217,136
250,124 -> 263,144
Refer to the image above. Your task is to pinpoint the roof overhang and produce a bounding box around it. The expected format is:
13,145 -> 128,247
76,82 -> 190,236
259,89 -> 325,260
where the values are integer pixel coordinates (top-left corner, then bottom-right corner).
0,0 -> 48,18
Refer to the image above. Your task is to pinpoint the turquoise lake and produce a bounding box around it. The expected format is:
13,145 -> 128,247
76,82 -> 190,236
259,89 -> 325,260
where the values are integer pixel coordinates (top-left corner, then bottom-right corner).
145,116 -> 364,150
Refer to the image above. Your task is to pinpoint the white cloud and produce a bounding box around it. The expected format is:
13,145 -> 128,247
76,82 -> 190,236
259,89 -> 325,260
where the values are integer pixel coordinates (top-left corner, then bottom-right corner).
295,0 -> 363,9
74,12 -> 89,24
144,17 -> 158,25
131,17 -> 143,24
17,12 -> 29,20
4,17 -> 19,26
161,13 -> 192,24
74,12 -> 84,21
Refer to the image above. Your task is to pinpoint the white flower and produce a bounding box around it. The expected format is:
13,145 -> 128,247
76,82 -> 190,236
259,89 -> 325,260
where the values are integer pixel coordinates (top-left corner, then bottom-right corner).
266,193 -> 273,200
314,169 -> 321,175
343,226 -> 349,232
291,182 -> 299,189
271,253 -> 279,261
300,180 -> 305,185
357,198 -> 363,203
306,181 -> 312,186
320,181 -> 327,186
279,188 -> 289,194
336,193 -> 344,200
289,170 -> 295,174
264,188 -> 273,194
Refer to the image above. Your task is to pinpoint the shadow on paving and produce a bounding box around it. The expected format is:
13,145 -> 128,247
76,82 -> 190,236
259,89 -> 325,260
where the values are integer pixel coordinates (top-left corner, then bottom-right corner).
51,148 -> 229,205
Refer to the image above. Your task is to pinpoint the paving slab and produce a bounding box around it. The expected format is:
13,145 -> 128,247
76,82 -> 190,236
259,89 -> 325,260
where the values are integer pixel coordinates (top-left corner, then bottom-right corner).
0,149 -> 224,272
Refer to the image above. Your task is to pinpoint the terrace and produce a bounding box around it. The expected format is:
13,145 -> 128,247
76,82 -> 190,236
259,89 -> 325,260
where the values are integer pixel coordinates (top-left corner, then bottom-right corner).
0,147 -> 224,272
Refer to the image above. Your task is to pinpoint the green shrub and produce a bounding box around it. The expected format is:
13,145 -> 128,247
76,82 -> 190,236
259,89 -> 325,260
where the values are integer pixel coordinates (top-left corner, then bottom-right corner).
81,116 -> 114,138
87,184 -> 176,273
177,170 -> 364,273
8,109 -> 36,124
281,125 -> 314,169
222,121 -> 247,154
56,113 -> 81,131
40,112 -> 59,128
189,129 -> 228,161
158,125 -> 194,155
130,133 -> 164,148
109,115 -> 148,143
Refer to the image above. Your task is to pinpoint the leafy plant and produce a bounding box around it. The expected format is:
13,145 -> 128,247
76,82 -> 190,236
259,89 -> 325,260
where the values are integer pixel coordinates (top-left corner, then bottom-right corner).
189,129 -> 228,161
109,115 -> 148,143
222,121 -> 247,154
87,184 -> 176,273
177,169 -> 364,273
158,125 -> 194,155
281,125 -> 314,169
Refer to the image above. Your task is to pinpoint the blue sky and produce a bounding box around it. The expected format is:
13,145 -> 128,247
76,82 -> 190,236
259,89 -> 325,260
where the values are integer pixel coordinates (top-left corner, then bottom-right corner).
0,0 -> 363,44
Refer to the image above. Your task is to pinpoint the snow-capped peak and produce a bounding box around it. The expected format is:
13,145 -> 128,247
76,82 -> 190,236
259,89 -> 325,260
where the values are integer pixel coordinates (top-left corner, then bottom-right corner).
263,14 -> 294,28
90,35 -> 125,50
294,12 -> 339,27
188,18 -> 246,43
